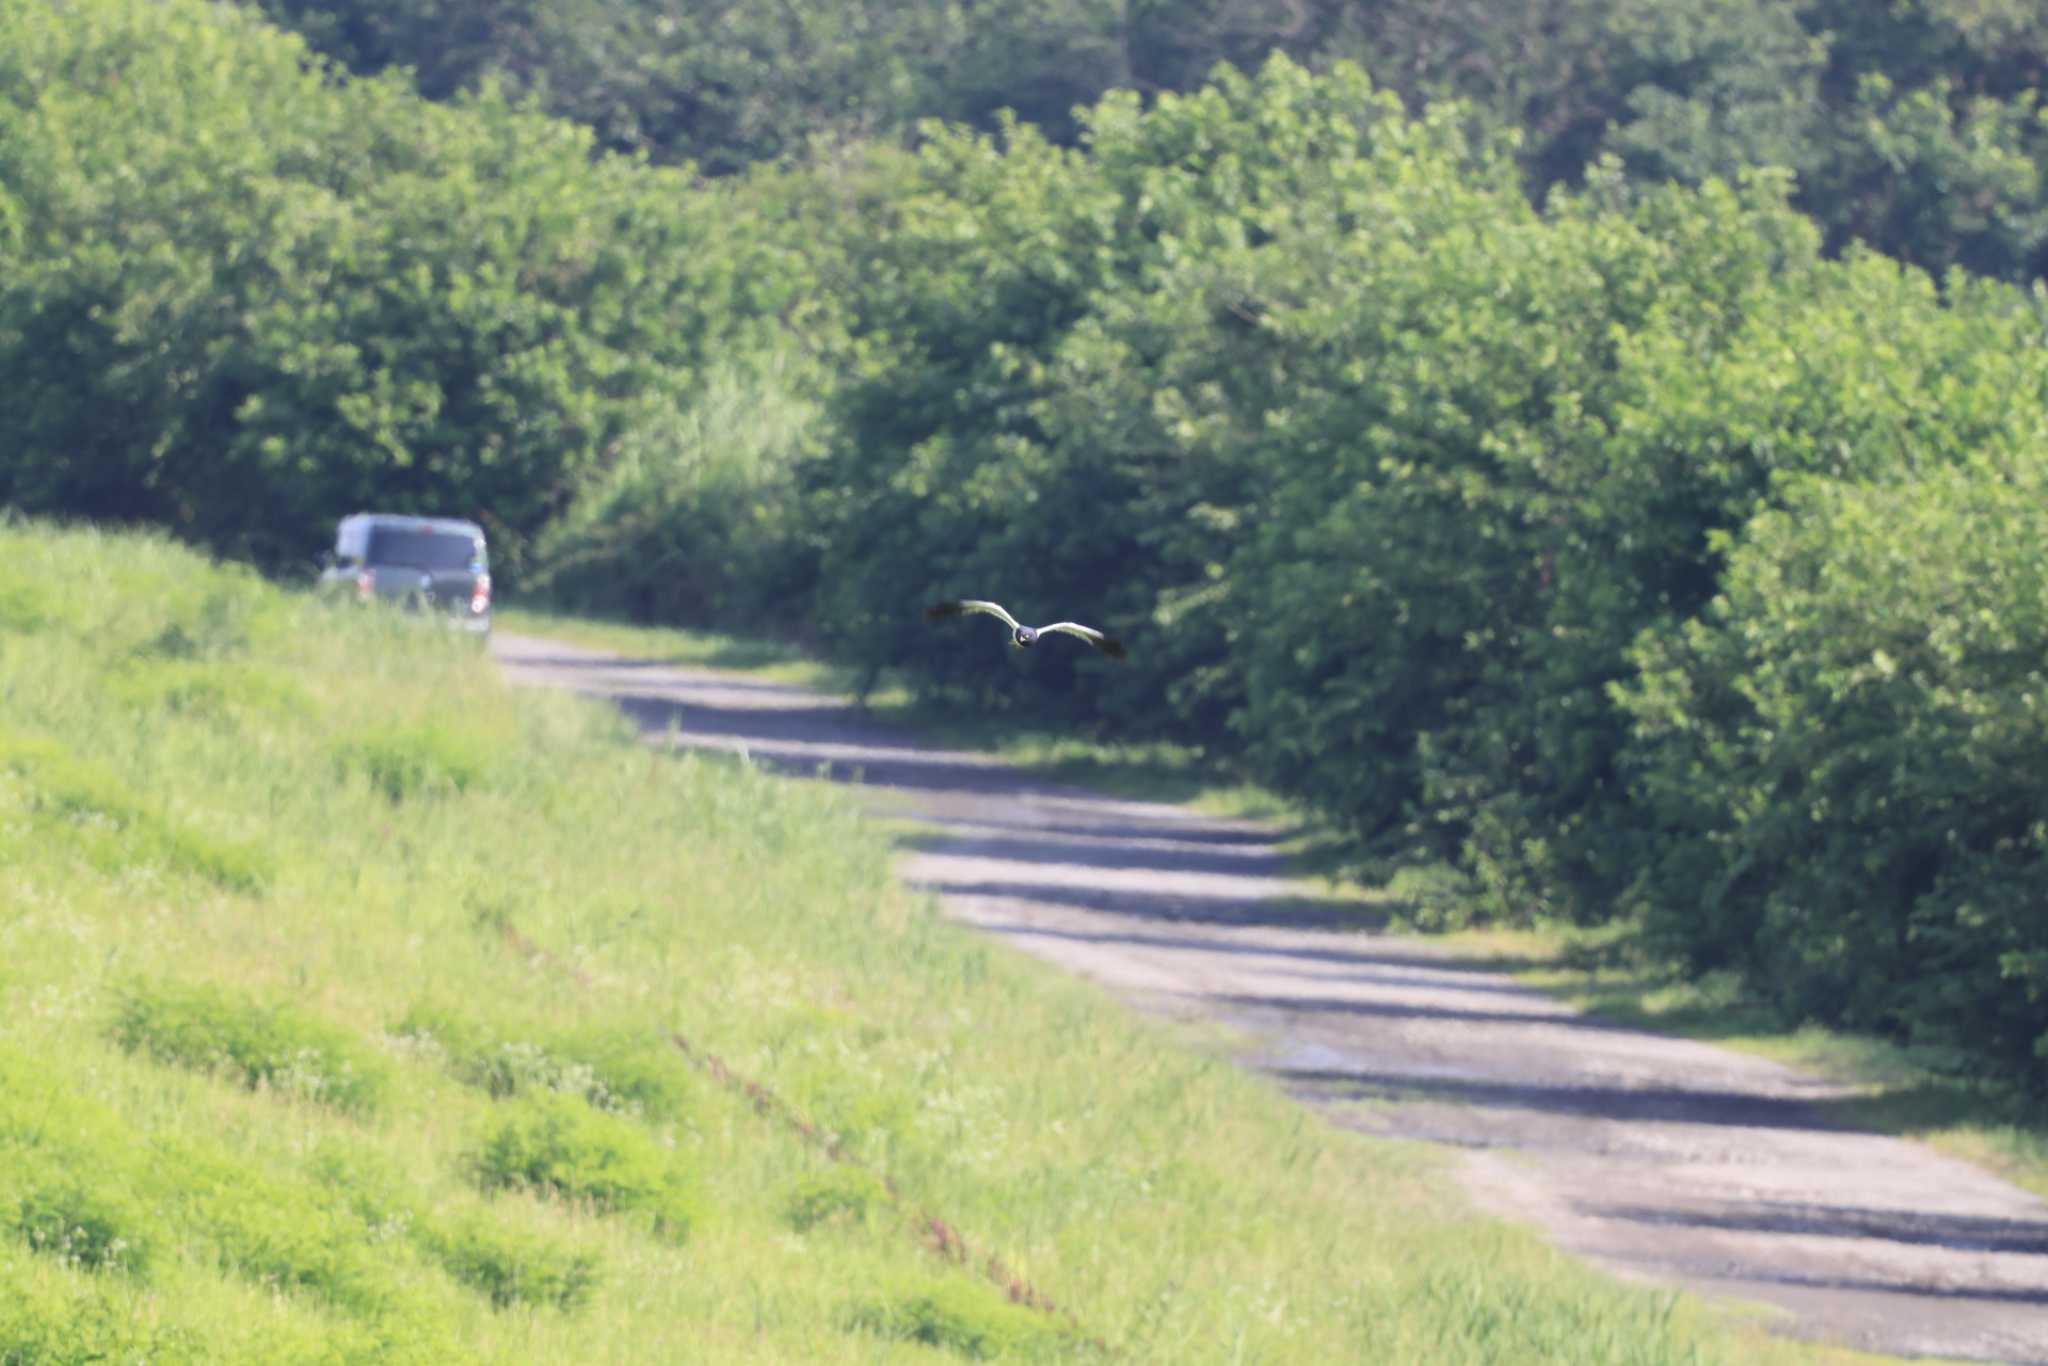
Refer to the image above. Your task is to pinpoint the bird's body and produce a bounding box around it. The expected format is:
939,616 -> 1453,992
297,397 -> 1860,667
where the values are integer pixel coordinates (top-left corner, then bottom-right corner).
926,599 -> 1126,659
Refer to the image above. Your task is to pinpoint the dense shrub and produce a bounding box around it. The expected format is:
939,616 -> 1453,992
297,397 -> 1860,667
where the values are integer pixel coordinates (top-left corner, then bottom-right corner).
1381,222 -> 2048,922
783,1165 -> 891,1232
165,1141 -> 398,1316
524,351 -> 829,629
0,1274 -> 205,1366
423,1213 -> 601,1312
0,1046 -> 467,1353
469,1093 -> 700,1239
847,1278 -> 1065,1360
14,1178 -> 157,1277
1618,466 -> 2048,1081
305,1141 -> 606,1314
804,59 -> 1509,727
398,1005 -> 693,1121
0,1055 -> 163,1282
112,980 -> 391,1113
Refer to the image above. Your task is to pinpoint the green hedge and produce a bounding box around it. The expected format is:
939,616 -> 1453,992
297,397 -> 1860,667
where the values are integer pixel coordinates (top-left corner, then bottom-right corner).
1618,466 -> 2048,1078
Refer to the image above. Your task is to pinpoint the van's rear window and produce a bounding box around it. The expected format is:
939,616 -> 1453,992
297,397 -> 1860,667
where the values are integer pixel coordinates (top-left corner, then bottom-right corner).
365,528 -> 480,569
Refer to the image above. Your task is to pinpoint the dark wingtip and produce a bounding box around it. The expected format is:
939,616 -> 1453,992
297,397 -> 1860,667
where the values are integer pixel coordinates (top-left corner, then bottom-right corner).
926,601 -> 962,622
1096,636 -> 1128,660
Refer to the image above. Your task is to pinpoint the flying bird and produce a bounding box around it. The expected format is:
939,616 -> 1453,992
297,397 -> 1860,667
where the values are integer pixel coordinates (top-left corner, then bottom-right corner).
926,599 -> 1127,659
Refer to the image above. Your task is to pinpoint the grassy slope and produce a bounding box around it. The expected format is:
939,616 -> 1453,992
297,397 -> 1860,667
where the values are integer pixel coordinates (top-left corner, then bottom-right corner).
0,528 -> 1834,1364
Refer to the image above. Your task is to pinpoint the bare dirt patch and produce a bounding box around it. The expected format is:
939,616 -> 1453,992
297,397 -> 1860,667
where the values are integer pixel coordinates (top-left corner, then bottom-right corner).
494,633 -> 2048,1364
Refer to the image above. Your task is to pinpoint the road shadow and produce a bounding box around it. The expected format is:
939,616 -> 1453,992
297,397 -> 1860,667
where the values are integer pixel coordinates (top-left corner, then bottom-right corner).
613,694 -> 1081,799
1588,1200 -> 2048,1259
1696,1268 -> 2048,1309
1212,992 -> 1632,1033
1275,1066 -> 1852,1132
964,921 -> 1550,983
915,875 -> 1384,931
914,812 -> 1294,847
896,829 -> 1286,880
577,674 -> 1389,938
523,647 -> 1756,1033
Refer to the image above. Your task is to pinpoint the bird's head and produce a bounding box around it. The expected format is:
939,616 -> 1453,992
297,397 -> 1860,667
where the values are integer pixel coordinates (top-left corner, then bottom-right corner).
1012,626 -> 1036,648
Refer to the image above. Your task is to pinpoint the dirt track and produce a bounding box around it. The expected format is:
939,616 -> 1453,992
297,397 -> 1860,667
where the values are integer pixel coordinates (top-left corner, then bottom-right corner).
494,632 -> 2048,1364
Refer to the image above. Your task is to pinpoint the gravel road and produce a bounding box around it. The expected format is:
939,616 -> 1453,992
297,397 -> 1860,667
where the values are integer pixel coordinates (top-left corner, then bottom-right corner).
494,632 -> 2048,1363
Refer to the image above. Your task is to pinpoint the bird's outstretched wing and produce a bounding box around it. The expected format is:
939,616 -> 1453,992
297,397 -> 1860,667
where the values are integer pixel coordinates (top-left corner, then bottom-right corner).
927,599 -> 1021,630
1037,622 -> 1127,659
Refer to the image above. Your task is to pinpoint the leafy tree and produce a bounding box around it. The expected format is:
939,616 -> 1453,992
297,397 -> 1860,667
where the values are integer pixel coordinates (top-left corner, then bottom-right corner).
797,59 -> 1504,730
1801,74 -> 2048,281
1619,464 -> 2048,1083
227,0 -> 2048,287
0,0 -> 795,579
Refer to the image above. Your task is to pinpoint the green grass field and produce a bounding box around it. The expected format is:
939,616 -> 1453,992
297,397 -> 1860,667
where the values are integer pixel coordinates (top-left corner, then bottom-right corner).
0,523 -> 1855,1363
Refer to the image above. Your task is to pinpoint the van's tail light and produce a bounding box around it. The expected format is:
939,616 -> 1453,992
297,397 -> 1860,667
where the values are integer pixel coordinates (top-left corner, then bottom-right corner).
354,570 -> 374,600
470,574 -> 491,614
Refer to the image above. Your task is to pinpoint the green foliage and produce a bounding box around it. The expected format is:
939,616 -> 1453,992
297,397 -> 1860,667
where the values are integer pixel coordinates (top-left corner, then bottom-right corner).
333,721 -> 495,803
0,729 -> 273,893
807,58 -> 1497,726
0,1046 -> 469,1357
227,0 -> 2048,287
783,1165 -> 891,1232
0,0 -> 793,583
528,349 -> 829,628
848,1278 -> 1066,1360
0,1271 -> 206,1366
422,1212 -> 602,1312
113,980 -> 391,1114
1617,466 -> 2048,1083
469,1093 -> 700,1239
13,1178 -> 156,1278
398,1004 -> 692,1121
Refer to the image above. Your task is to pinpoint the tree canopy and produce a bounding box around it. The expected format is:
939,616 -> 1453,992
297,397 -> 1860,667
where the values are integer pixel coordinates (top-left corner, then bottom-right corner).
237,0 -> 2048,283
